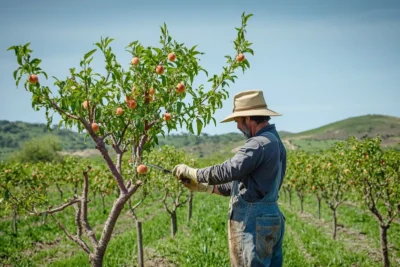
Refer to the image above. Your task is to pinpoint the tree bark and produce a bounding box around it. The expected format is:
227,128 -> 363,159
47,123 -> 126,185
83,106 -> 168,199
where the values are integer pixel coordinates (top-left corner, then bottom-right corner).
88,182 -> 141,267
332,208 -> 337,240
317,196 -> 321,219
171,211 -> 177,238
90,253 -> 103,267
379,225 -> 390,267
56,183 -> 63,202
136,220 -> 144,267
12,207 -> 18,237
298,195 -> 304,214
187,192 -> 193,223
101,195 -> 106,214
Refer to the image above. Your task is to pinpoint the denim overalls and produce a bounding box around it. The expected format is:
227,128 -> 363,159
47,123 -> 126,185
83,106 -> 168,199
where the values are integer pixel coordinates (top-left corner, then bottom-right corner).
228,132 -> 285,267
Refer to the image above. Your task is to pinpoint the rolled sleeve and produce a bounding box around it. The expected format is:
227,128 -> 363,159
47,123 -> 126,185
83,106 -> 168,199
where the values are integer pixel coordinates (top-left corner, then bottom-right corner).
197,139 -> 263,184
216,182 -> 233,196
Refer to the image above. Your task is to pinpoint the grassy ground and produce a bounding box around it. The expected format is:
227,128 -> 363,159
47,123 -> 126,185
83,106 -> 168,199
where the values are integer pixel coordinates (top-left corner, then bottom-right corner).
2,187 -> 399,266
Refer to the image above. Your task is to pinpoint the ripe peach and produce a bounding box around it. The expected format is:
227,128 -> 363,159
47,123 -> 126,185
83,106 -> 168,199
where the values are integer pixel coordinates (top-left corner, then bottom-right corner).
131,57 -> 140,65
168,52 -> 176,62
163,113 -> 171,121
125,95 -> 133,103
149,87 -> 156,95
116,107 -> 124,115
176,82 -> 185,93
92,123 -> 99,133
236,53 -> 245,62
29,74 -> 39,84
156,65 -> 164,75
127,99 -> 137,109
137,164 -> 148,174
83,100 -> 90,109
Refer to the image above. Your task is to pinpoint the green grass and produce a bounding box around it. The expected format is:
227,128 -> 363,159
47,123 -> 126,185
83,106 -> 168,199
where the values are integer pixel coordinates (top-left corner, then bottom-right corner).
281,192 -> 400,265
2,185 -> 400,266
280,205 -> 380,266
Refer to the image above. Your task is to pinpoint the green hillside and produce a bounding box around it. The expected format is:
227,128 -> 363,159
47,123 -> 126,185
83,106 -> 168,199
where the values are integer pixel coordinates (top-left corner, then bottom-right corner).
1,114 -> 399,161
284,114 -> 400,152
0,120 -> 94,160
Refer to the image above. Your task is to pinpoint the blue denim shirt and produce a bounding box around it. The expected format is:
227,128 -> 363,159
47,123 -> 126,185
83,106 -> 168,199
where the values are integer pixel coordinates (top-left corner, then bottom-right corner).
197,124 -> 286,202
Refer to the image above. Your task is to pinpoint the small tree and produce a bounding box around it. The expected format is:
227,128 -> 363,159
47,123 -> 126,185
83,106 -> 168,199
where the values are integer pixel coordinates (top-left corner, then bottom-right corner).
0,163 -> 49,237
145,145 -> 197,238
289,151 -> 309,213
307,153 -> 324,219
7,13 -> 254,266
319,143 -> 350,240
347,137 -> 400,267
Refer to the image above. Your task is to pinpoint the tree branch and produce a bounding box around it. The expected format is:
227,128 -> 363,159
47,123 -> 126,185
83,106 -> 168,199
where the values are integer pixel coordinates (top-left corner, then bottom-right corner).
74,203 -> 83,238
29,198 -> 81,216
81,166 -> 98,247
49,99 -> 80,120
79,117 -> 128,194
51,214 -> 91,255
162,191 -> 172,215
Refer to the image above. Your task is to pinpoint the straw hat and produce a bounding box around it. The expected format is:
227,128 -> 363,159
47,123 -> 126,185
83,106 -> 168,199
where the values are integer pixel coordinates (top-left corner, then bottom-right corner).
221,90 -> 281,123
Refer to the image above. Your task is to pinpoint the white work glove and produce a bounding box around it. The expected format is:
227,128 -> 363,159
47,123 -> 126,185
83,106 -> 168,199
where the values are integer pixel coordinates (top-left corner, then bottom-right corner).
172,164 -> 214,193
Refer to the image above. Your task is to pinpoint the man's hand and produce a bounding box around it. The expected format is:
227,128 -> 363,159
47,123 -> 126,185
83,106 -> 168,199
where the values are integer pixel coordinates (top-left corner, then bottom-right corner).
172,164 -> 213,193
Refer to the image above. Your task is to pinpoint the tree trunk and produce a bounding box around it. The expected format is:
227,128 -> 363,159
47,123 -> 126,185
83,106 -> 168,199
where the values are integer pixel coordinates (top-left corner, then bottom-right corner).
299,196 -> 304,214
101,195 -> 106,214
74,182 -> 78,195
379,225 -> 390,267
283,189 -> 287,202
136,220 -> 144,267
12,207 -> 18,237
56,183 -> 63,202
288,191 -> 292,206
317,196 -> 321,219
187,192 -> 193,223
171,211 -> 177,238
90,251 -> 104,267
332,208 -> 337,240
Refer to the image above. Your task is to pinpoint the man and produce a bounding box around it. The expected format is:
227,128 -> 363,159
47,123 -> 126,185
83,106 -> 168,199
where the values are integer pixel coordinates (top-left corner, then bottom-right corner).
173,90 -> 286,267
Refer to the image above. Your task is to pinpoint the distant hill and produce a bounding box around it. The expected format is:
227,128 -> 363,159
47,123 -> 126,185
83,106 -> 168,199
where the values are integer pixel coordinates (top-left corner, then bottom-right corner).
0,120 -> 94,160
0,114 -> 399,160
283,114 -> 400,152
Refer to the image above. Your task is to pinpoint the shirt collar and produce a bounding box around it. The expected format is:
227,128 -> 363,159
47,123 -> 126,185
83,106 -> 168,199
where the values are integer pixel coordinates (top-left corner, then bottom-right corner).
255,124 -> 276,137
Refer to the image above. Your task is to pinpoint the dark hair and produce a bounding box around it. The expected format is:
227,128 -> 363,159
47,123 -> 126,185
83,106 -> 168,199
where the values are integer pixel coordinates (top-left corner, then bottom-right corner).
249,116 -> 271,124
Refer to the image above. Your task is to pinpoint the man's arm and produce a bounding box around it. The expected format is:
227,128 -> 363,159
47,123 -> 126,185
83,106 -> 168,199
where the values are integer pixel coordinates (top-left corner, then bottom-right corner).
197,139 -> 263,185
213,182 -> 232,196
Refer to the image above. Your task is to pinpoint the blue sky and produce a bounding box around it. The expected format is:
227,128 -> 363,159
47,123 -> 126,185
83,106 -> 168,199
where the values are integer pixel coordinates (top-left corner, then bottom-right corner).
1,0 -> 399,135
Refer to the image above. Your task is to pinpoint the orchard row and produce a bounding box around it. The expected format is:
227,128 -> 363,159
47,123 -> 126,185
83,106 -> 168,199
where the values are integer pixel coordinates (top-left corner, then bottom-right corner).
283,136 -> 399,267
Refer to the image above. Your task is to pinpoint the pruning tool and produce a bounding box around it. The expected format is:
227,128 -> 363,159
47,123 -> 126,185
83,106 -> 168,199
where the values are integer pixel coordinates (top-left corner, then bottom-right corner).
145,163 -> 191,184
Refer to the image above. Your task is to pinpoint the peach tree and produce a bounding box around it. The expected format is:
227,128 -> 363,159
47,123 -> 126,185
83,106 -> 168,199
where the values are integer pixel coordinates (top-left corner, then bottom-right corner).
346,137 -> 400,267
7,12 -> 254,267
0,163 -> 48,236
319,142 -> 351,240
145,145 -> 198,238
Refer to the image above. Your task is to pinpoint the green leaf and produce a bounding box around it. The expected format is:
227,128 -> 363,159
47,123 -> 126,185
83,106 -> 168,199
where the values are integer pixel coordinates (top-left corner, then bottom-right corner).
211,117 -> 217,126
30,58 -> 42,66
196,118 -> 203,136
84,49 -> 97,60
177,102 -> 183,114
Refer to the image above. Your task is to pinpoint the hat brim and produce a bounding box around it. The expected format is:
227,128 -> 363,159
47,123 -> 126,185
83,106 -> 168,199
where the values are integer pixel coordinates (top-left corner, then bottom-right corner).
220,107 -> 281,123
